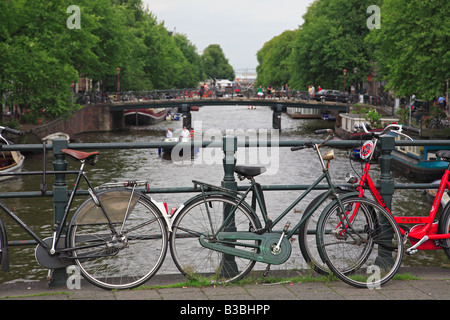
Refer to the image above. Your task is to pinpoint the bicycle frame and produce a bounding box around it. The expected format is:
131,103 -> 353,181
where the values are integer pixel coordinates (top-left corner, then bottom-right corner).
201,137 -> 357,244
0,160 -> 120,259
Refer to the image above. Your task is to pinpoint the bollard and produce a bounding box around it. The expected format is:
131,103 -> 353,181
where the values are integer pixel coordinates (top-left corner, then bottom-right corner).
221,136 -> 238,277
376,133 -> 395,268
49,138 -> 69,287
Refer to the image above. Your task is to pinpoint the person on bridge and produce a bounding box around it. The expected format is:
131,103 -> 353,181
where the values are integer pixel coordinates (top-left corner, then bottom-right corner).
257,85 -> 264,99
267,84 -> 273,99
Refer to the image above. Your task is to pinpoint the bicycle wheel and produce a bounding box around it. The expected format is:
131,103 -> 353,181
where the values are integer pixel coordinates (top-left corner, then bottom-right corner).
170,194 -> 261,283
438,203 -> 450,259
298,191 -> 341,275
68,189 -> 168,290
316,197 -> 403,288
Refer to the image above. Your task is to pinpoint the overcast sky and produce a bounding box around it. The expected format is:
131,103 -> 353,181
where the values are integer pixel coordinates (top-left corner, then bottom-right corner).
143,0 -> 314,72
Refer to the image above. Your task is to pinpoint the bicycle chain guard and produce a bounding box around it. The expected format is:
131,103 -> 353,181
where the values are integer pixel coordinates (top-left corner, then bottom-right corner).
199,232 -> 292,265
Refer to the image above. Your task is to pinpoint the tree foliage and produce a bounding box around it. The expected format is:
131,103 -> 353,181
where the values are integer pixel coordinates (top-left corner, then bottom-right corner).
290,0 -> 380,91
201,44 -> 235,80
257,0 -> 449,101
0,0 -> 229,121
256,30 -> 297,88
366,0 -> 450,100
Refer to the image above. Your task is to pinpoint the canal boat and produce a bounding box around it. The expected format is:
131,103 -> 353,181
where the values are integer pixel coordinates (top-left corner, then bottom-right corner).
42,132 -> 70,144
388,131 -> 450,181
124,108 -> 167,126
335,113 -> 399,140
321,114 -> 336,122
159,137 -> 196,160
0,137 -> 25,181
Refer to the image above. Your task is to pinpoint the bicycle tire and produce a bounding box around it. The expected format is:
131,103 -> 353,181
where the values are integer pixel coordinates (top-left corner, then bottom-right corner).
316,197 -> 403,288
438,203 -> 450,260
68,189 -> 168,290
170,193 -> 261,283
298,191 -> 345,275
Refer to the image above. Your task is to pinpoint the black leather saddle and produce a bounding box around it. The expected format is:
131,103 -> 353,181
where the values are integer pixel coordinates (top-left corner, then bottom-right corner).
234,165 -> 266,178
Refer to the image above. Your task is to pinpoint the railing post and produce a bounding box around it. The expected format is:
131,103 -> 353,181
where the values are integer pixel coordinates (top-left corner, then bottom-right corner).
377,133 -> 395,269
378,134 -> 395,209
181,103 -> 192,129
273,104 -> 283,131
49,138 -> 69,287
221,136 -> 238,276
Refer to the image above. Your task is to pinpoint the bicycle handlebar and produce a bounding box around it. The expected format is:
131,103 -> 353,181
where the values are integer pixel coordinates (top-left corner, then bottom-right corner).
0,126 -> 24,136
290,129 -> 334,152
357,122 -> 419,141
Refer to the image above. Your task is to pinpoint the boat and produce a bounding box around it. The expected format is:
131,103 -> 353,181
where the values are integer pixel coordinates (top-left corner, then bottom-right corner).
388,131 -> 450,181
159,137 -> 194,159
124,108 -> 167,125
321,114 -> 336,122
166,112 -> 182,121
0,137 -> 25,181
335,113 -> 399,140
42,132 -> 70,144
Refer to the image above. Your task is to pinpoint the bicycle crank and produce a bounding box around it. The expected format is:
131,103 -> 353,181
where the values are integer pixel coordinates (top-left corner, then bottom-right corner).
199,232 -> 292,265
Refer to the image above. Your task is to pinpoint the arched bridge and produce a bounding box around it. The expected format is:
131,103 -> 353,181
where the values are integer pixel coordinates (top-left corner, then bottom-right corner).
107,97 -> 349,131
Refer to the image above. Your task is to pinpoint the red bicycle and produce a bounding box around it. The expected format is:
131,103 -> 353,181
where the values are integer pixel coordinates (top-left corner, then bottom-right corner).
316,123 -> 450,288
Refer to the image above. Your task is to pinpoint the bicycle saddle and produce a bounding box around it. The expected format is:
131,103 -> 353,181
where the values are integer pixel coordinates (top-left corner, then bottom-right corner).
234,165 -> 266,178
62,149 -> 99,164
436,150 -> 450,161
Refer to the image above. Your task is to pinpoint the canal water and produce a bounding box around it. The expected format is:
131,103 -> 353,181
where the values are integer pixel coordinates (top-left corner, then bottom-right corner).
0,105 -> 447,284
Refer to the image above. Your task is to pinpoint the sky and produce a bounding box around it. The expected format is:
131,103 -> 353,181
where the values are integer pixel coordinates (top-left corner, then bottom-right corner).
143,0 -> 314,72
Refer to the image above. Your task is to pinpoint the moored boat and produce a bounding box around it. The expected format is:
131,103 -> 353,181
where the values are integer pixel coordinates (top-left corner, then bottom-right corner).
42,132 -> 70,143
335,113 -> 399,140
388,131 -> 450,181
124,108 -> 167,125
0,128 -> 25,181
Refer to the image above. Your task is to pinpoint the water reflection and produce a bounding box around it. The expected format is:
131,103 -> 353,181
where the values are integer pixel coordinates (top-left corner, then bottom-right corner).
0,105 -> 447,283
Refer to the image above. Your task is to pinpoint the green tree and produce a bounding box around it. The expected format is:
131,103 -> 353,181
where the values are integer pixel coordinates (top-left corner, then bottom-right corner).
290,0 -> 380,91
366,0 -> 450,100
201,44 -> 235,80
256,30 -> 297,88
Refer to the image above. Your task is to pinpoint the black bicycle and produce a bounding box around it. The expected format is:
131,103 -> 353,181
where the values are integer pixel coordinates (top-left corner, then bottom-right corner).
0,126 -> 168,290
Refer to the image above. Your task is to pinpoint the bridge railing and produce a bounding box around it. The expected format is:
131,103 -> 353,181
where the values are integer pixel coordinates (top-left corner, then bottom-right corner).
74,88 -> 313,104
1,136 -> 448,284
2,136 -> 448,206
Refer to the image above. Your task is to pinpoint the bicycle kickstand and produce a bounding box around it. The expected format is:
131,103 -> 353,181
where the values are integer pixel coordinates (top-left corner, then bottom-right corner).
264,264 -> 271,277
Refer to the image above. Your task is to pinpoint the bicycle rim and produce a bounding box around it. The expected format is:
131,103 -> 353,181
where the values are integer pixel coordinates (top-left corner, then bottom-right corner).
317,197 -> 403,288
69,191 -> 168,290
170,194 -> 259,283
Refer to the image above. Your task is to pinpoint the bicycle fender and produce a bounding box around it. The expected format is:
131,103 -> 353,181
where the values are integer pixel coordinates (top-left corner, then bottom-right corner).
319,191 -> 360,216
171,192 -> 260,227
0,215 -> 10,272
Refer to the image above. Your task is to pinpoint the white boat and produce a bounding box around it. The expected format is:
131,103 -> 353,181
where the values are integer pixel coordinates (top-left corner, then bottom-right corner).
42,132 -> 70,143
0,131 -> 25,181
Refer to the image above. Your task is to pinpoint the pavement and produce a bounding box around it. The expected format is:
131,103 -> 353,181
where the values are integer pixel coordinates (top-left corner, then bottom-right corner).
0,267 -> 448,302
